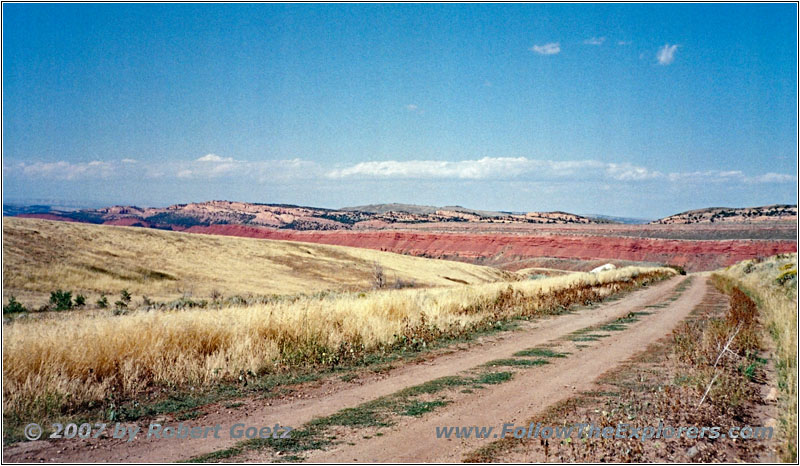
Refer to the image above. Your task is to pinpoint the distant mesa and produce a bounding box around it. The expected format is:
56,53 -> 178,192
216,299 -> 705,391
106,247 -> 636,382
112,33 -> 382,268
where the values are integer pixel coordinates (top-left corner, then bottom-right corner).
5,200 -> 796,273
9,200 -> 603,231
651,205 -> 797,225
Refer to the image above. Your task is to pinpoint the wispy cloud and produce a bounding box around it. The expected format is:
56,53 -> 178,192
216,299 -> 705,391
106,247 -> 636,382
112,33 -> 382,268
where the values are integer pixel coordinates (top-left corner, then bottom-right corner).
617,40 -> 632,46
530,43 -> 560,55
326,157 -> 795,187
326,157 -> 663,182
6,156 -> 793,190
668,170 -> 797,184
656,44 -> 679,65
121,158 -> 138,164
5,160 -> 115,180
584,37 -> 606,46
196,153 -> 234,163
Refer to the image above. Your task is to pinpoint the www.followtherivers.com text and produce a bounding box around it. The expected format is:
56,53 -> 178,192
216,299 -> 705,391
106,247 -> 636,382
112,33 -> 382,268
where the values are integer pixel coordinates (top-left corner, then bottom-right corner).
435,422 -> 773,441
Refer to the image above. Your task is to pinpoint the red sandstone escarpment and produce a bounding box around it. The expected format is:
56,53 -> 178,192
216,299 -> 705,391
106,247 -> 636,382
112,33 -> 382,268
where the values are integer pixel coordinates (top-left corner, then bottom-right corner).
185,224 -> 797,272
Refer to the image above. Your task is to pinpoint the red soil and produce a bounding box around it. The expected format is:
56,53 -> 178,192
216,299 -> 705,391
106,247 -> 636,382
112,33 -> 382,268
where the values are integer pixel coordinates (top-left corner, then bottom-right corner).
185,224 -> 797,272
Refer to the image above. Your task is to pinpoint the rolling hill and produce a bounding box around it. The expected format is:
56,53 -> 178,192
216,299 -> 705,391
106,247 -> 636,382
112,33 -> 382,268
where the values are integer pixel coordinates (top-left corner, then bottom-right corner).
2,217 -> 515,307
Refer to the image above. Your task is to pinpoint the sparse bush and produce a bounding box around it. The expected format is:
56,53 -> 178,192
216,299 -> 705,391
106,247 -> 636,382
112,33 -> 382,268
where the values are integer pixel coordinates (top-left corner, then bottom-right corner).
49,290 -> 73,311
96,294 -> 109,309
372,262 -> 386,289
74,294 -> 86,308
664,264 -> 687,275
3,296 -> 27,314
393,278 -> 416,289
776,269 -> 796,286
120,289 -> 132,305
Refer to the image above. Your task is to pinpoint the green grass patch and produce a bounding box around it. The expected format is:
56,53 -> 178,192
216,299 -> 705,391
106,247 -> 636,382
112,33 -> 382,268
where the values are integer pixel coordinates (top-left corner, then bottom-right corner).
473,371 -> 514,385
402,400 -> 449,416
513,347 -> 568,358
570,333 -> 610,342
483,358 -> 549,367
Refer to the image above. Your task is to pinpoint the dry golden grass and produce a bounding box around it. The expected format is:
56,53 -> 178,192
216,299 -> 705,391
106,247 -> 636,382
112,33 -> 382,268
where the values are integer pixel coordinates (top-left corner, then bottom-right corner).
717,253 -> 797,461
2,217 -> 513,305
3,265 -> 672,421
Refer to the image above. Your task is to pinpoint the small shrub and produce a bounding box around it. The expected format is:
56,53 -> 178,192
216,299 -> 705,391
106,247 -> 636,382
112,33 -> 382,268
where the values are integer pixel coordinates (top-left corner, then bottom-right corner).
49,290 -> 73,311
777,269 -> 797,286
3,296 -> 28,314
372,262 -> 386,289
666,264 -> 687,275
96,294 -> 109,309
120,289 -> 132,305
74,294 -> 86,308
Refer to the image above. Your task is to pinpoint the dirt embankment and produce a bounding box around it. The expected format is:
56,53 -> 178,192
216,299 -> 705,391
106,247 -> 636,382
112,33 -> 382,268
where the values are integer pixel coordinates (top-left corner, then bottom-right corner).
185,225 -> 796,272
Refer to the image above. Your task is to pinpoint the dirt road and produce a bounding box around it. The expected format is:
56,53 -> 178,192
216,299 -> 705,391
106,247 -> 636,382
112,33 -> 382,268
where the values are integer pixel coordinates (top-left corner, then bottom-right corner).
4,274 -> 703,463
303,274 -> 707,462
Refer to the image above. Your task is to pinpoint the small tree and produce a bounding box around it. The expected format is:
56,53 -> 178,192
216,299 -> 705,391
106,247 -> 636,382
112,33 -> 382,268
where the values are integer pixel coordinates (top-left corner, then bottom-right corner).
49,290 -> 73,311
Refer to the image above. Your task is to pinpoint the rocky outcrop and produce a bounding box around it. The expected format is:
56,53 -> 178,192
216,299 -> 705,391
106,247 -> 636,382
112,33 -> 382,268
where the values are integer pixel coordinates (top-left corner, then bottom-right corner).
184,224 -> 797,272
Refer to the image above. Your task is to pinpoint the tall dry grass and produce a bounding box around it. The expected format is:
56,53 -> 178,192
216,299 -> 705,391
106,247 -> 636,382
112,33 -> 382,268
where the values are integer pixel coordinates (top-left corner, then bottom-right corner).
717,253 -> 797,462
3,266 -> 672,421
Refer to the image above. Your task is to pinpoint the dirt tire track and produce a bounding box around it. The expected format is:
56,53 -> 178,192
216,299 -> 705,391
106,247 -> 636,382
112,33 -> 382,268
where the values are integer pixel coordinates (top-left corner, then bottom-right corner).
300,275 -> 708,463
3,275 -> 685,463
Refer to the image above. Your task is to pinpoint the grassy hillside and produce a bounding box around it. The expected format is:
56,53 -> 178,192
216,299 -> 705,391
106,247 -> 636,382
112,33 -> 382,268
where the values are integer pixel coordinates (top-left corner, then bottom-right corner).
2,217 -> 514,305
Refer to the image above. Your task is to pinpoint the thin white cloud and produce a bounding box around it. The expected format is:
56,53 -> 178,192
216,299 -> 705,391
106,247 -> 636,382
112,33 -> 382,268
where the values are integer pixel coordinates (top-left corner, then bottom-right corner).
405,104 -> 418,112
327,157 -> 794,186
6,156 -> 792,188
657,44 -> 679,65
7,160 -> 114,180
170,156 -> 322,182
326,157 -> 661,182
754,173 -> 797,183
530,43 -> 561,55
667,170 -> 796,184
121,158 -> 138,163
584,37 -> 606,46
196,153 -> 234,163
617,40 -> 632,46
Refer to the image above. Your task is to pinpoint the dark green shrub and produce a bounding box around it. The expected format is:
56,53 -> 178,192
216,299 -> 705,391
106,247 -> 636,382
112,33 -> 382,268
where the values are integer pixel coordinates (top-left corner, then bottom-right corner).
96,294 -> 109,309
49,290 -> 73,311
74,294 -> 86,308
3,296 -> 27,314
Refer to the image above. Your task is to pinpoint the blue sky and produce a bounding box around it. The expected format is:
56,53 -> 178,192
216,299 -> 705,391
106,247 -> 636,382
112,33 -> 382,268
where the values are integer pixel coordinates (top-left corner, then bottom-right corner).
2,3 -> 797,218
